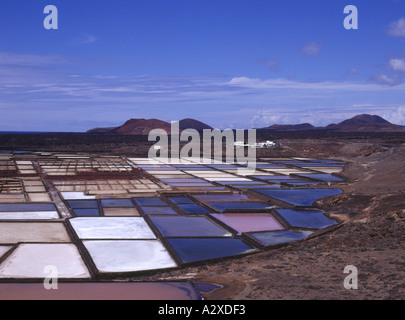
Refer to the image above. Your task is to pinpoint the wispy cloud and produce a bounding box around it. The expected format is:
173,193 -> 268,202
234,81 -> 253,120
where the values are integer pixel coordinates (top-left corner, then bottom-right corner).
300,42 -> 322,56
1,49 -> 405,130
71,33 -> 98,45
228,76 -> 401,91
0,51 -> 68,66
369,74 -> 402,87
258,58 -> 281,72
387,18 -> 405,37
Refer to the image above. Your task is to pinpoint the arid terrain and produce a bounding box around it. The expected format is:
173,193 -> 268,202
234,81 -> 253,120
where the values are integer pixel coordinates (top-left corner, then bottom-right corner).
135,138 -> 405,300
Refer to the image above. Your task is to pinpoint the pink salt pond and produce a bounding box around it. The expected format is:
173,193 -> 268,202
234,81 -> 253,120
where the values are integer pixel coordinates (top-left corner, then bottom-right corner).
0,282 -> 202,300
210,213 -> 284,235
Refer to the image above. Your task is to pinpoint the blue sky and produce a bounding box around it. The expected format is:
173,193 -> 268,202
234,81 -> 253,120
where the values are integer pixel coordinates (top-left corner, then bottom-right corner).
2,0 -> 405,131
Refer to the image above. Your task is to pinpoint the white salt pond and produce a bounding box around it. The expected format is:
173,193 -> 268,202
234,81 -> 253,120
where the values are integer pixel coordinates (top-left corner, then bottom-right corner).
0,244 -> 90,279
0,211 -> 59,220
69,217 -> 157,240
83,240 -> 177,273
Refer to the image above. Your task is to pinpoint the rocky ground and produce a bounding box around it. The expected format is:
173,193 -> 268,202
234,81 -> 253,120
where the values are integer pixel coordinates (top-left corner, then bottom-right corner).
136,139 -> 405,300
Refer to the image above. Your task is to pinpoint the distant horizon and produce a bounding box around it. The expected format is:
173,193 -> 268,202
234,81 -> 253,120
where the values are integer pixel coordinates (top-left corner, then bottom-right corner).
1,112 -> 403,133
2,1 -> 405,131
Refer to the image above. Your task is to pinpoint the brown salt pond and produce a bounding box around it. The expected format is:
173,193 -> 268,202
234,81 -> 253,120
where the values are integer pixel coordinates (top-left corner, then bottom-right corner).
0,282 -> 203,300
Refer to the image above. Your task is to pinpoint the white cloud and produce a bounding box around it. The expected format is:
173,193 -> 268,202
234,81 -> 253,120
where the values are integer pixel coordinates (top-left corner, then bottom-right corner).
387,18 -> 405,37
389,58 -> 405,72
72,33 -> 98,45
228,76 -> 401,91
369,74 -> 402,87
300,42 -> 322,56
382,106 -> 405,125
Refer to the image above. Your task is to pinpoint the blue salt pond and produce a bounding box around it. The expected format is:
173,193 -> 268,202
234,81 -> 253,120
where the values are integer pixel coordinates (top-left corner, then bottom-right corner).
194,194 -> 252,202
73,209 -> 100,217
298,163 -> 344,167
296,173 -> 344,182
100,199 -> 135,208
206,202 -> 271,212
208,165 -> 240,170
276,209 -> 337,229
248,230 -> 313,246
252,175 -> 296,180
141,206 -> 179,215
215,181 -> 267,186
168,197 -> 195,204
253,189 -> 342,207
66,200 -> 98,209
283,182 -> 320,187
307,159 -> 344,164
149,216 -> 232,237
177,203 -> 211,214
167,238 -> 256,263
133,198 -> 167,206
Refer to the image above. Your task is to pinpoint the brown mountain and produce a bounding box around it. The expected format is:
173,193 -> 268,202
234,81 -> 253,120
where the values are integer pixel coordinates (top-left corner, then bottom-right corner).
109,119 -> 173,135
87,118 -> 213,135
258,114 -> 405,132
179,118 -> 213,131
86,127 -> 118,134
265,123 -> 315,131
325,114 -> 405,132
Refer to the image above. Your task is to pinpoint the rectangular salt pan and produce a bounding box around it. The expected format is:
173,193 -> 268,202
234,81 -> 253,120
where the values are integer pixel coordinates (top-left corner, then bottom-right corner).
150,216 -> 232,237
102,208 -> 140,217
0,282 -> 202,300
73,209 -> 100,217
248,230 -> 313,246
0,203 -> 56,212
167,238 -> 256,263
206,202 -> 271,212
141,206 -> 179,215
253,189 -> 342,207
276,209 -> 337,229
194,194 -> 253,202
0,244 -> 90,279
168,197 -> 195,204
296,173 -> 344,182
0,211 -> 60,220
177,204 -> 211,214
69,217 -> 156,240
100,199 -> 135,208
0,222 -> 70,244
133,198 -> 167,206
83,240 -> 177,273
211,213 -> 284,234
66,200 -> 98,209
